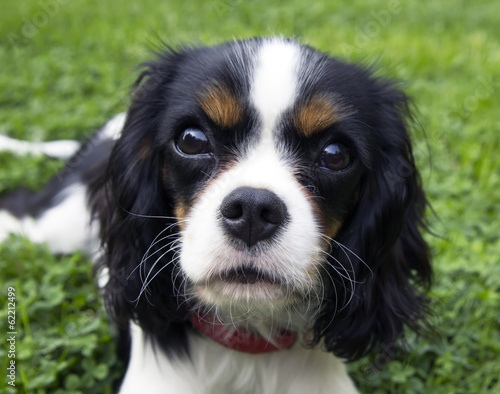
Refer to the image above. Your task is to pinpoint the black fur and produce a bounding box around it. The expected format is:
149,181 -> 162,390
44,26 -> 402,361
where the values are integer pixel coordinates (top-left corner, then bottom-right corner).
91,51 -> 192,356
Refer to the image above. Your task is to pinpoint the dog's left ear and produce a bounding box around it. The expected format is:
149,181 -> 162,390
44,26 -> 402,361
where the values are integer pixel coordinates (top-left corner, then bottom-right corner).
91,50 -> 191,354
312,77 -> 432,361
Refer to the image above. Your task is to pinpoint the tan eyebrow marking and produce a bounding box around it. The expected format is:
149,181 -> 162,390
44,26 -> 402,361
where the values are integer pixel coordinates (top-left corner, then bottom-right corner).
294,96 -> 343,137
199,84 -> 243,128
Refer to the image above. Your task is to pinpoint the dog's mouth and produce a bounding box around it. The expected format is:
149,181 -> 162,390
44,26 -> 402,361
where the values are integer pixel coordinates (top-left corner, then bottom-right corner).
192,265 -> 296,306
216,266 -> 282,285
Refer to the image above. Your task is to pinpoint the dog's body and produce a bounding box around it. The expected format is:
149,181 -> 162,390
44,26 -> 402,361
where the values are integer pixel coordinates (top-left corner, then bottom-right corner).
0,37 -> 431,393
0,114 -> 124,255
123,322 -> 356,393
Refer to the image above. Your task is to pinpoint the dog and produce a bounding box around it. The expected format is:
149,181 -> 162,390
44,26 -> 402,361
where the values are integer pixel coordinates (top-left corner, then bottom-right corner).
0,37 -> 432,393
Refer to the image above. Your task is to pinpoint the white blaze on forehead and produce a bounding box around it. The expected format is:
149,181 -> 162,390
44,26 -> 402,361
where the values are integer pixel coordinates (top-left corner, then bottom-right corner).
251,39 -> 301,139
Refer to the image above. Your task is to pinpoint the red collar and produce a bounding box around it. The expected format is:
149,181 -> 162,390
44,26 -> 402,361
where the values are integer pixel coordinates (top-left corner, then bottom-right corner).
189,313 -> 297,354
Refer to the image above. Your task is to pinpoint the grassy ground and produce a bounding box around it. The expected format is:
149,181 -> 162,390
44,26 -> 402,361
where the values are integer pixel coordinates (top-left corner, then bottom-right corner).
1,0 -> 499,392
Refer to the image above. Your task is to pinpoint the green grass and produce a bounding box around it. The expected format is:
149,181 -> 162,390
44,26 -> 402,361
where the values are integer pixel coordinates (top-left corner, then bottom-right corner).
1,0 -> 499,392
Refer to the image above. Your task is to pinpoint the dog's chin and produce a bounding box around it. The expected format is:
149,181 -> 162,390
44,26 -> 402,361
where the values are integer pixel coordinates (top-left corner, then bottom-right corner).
191,268 -> 307,310
194,281 -> 290,307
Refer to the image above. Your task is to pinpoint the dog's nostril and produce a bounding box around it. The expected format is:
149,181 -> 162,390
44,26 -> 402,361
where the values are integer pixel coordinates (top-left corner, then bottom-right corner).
221,202 -> 243,219
260,205 -> 285,225
220,187 -> 288,246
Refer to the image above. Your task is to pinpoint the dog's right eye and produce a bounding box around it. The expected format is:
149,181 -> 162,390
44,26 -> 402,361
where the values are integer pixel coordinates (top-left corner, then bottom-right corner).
318,142 -> 351,172
176,128 -> 211,155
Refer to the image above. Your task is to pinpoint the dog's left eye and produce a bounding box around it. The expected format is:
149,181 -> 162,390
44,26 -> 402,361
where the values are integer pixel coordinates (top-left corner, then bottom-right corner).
319,142 -> 351,171
176,128 -> 211,155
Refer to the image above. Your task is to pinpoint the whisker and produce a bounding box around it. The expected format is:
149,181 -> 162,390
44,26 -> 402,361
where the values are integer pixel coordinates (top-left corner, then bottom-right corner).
118,206 -> 187,222
126,226 -> 180,282
317,264 -> 340,334
137,253 -> 182,305
142,239 -> 181,264
319,249 -> 361,285
140,227 -> 176,282
322,234 -> 373,277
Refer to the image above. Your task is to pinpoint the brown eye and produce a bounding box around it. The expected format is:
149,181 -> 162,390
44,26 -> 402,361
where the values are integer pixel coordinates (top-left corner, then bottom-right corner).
176,128 -> 210,155
319,143 -> 351,171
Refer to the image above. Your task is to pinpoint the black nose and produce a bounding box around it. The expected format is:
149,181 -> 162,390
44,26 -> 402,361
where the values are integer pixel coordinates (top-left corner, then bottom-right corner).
220,187 -> 288,247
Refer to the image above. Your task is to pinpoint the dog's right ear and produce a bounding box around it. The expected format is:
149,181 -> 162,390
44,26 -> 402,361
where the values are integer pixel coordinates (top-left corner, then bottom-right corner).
90,50 -> 189,343
311,78 -> 432,362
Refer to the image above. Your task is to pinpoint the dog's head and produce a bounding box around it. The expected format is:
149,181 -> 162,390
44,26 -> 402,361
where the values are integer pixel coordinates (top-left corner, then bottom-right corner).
97,37 -> 431,360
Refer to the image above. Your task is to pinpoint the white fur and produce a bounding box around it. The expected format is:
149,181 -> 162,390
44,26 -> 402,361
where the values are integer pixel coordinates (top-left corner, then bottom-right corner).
251,38 -> 300,139
95,112 -> 126,141
120,323 -> 357,394
0,183 -> 99,255
0,113 -> 125,160
0,134 -> 80,159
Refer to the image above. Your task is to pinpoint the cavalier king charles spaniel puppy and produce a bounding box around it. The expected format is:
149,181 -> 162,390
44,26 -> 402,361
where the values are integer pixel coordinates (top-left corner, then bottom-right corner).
0,37 -> 431,393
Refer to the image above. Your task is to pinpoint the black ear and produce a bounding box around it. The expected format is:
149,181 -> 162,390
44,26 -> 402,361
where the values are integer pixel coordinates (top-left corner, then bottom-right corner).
91,50 -> 190,355
313,78 -> 432,361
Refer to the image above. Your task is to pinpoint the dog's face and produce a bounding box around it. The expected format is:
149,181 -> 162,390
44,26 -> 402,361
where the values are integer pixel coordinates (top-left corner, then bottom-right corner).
98,38 -> 431,360
164,39 -> 364,313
